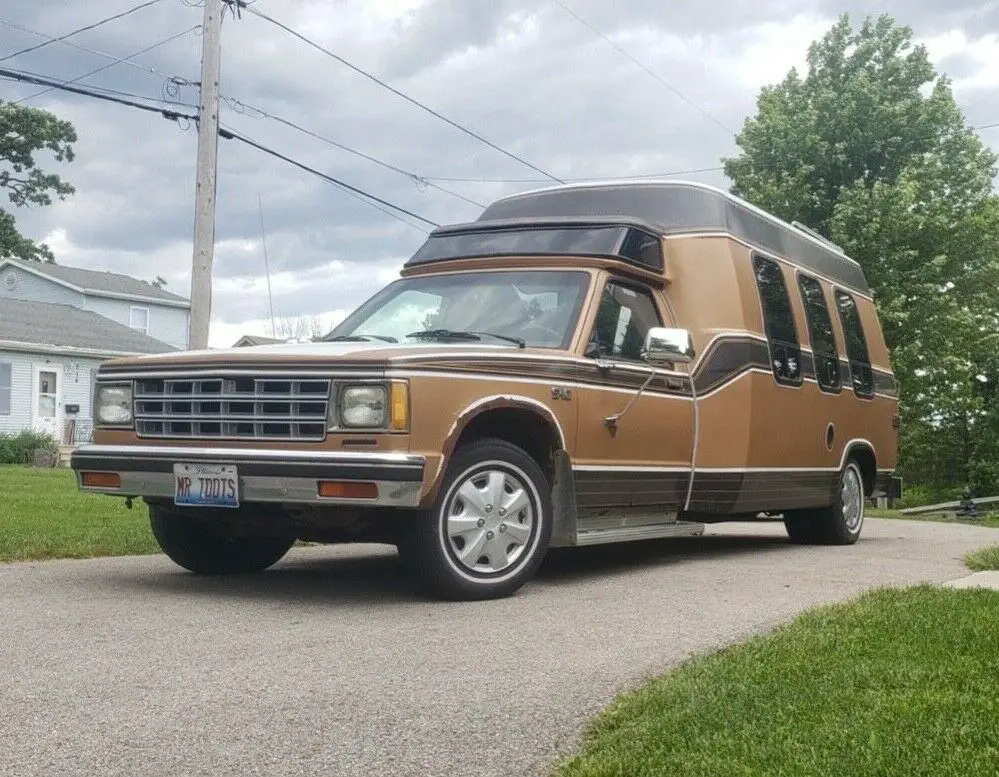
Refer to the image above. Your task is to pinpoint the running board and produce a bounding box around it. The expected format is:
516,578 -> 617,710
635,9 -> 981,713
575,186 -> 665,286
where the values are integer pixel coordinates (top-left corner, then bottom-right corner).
574,521 -> 705,546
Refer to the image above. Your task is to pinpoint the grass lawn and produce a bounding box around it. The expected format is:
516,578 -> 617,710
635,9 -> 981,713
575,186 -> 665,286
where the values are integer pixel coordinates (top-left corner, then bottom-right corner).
554,586 -> 999,777
0,465 -> 159,562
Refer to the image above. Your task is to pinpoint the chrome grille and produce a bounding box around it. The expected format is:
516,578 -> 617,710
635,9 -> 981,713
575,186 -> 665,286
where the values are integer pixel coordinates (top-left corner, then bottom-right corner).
134,376 -> 331,441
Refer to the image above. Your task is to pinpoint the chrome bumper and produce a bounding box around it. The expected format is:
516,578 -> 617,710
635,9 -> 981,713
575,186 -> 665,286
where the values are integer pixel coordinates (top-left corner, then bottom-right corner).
70,445 -> 426,508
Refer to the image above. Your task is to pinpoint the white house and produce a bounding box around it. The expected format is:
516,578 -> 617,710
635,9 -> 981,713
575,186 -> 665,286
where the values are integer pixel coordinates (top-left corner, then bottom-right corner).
0,258 -> 189,444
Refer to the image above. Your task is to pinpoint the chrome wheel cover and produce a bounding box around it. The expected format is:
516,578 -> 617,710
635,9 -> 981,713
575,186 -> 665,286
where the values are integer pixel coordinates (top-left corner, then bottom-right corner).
441,463 -> 537,577
842,465 -> 864,532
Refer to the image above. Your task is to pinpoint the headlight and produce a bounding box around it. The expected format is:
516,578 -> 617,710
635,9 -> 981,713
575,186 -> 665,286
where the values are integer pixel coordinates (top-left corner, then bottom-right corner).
339,385 -> 387,428
95,383 -> 133,426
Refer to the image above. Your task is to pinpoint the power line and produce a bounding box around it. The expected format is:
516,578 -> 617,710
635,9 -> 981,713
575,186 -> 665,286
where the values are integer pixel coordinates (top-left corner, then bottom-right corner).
0,0 -> 167,63
423,164 -> 727,184
0,64 -> 198,120
222,96 -> 485,208
11,26 -> 200,105
220,126 -> 439,231
550,0 -> 735,137
420,121 -> 999,184
0,64 -> 437,232
239,3 -> 565,185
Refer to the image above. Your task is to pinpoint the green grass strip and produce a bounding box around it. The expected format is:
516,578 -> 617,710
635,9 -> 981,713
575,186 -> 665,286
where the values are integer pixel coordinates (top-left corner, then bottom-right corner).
0,466 -> 159,562
965,545 -> 999,572
555,586 -> 999,777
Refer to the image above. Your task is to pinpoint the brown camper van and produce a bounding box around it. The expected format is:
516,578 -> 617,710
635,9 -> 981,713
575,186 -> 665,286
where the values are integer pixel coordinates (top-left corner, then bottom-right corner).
72,181 -> 900,600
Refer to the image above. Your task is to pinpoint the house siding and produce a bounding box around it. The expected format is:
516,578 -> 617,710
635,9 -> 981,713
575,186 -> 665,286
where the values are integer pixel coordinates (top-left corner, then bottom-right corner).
0,266 -> 85,307
83,296 -> 188,350
0,349 -> 105,441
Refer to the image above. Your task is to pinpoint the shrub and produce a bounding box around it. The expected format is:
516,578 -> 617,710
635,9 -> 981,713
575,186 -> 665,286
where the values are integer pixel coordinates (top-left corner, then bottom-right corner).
0,431 -> 59,465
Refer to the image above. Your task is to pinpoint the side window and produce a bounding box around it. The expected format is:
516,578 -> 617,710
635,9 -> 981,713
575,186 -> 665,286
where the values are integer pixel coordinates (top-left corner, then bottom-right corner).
752,255 -> 802,386
797,275 -> 841,393
834,290 -> 874,398
587,281 -> 662,362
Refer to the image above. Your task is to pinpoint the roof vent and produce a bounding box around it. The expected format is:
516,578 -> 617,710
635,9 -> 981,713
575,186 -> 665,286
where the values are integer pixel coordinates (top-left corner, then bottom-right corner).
2,271 -> 17,291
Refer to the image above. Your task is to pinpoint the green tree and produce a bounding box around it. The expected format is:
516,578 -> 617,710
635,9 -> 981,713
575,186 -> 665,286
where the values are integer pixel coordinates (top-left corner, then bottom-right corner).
723,13 -> 999,497
0,101 -> 77,263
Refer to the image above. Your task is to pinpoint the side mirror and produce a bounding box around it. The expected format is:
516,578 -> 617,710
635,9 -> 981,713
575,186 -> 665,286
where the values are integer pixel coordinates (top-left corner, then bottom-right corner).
643,327 -> 695,367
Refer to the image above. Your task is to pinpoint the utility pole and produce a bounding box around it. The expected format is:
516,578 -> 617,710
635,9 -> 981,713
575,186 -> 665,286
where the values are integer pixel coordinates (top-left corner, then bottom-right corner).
187,0 -> 223,350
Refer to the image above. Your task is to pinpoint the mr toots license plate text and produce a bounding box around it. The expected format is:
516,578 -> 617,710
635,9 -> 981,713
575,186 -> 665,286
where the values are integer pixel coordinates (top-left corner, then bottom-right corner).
173,463 -> 239,508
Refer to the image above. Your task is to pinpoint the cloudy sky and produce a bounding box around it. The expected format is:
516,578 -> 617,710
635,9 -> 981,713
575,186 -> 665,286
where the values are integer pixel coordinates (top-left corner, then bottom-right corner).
1,0 -> 997,347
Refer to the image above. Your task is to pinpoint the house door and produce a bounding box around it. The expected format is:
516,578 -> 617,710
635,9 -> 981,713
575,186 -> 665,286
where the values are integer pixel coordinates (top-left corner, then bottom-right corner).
32,367 -> 60,439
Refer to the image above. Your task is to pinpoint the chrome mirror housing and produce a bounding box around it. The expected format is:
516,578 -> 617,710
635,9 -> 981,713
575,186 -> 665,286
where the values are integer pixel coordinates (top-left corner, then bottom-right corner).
643,327 -> 695,367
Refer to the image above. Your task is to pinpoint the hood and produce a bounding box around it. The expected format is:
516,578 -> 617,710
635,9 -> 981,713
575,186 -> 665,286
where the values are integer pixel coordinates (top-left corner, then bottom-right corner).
99,340 -> 557,371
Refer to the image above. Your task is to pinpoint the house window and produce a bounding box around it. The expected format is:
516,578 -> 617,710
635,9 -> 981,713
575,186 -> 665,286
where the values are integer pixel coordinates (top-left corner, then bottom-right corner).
0,362 -> 10,415
834,290 -> 874,398
129,306 -> 149,333
753,255 -> 802,386
587,281 -> 663,362
798,274 -> 841,393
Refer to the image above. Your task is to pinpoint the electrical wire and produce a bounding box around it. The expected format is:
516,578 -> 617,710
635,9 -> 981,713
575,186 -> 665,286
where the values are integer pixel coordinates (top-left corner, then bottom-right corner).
0,0 -> 167,63
0,64 -> 436,233
550,0 -> 735,137
219,126 -> 439,231
420,121 -> 999,184
238,2 -> 564,184
0,64 -> 198,120
222,96 -> 485,208
0,17 -> 199,91
11,26 -> 200,105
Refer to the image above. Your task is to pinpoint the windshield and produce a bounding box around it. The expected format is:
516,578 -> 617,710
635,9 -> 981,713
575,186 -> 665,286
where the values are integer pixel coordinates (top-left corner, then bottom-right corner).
325,270 -> 591,349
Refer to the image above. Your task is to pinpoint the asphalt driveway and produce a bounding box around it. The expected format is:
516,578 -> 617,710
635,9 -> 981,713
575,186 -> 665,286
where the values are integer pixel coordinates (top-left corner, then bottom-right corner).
2,517 -> 997,777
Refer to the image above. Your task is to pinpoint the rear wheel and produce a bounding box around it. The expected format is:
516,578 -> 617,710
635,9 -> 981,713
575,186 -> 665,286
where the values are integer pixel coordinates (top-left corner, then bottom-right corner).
149,503 -> 295,575
398,438 -> 552,600
783,460 -> 866,545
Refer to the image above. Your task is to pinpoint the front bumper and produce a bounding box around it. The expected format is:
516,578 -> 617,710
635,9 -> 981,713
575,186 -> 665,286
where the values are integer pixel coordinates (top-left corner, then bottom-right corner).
70,445 -> 426,507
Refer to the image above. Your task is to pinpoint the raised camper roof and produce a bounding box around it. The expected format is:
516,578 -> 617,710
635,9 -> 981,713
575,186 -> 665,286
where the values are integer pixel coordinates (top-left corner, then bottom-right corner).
405,180 -> 871,296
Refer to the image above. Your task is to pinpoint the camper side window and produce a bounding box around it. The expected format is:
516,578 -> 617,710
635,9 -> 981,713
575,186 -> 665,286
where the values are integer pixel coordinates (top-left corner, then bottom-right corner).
834,290 -> 874,398
752,255 -> 802,386
587,281 -> 662,362
798,274 -> 841,393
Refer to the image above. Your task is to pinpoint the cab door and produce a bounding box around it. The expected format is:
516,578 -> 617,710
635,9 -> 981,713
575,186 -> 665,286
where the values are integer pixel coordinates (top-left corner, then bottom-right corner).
571,278 -> 695,513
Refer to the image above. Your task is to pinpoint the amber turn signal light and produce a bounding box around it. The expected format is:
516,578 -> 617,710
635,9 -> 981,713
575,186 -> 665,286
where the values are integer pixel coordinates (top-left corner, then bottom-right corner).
317,481 -> 378,500
390,381 -> 409,431
81,472 -> 121,489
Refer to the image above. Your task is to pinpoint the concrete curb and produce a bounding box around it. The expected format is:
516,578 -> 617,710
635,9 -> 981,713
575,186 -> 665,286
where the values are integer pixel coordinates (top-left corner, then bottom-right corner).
943,571 -> 999,590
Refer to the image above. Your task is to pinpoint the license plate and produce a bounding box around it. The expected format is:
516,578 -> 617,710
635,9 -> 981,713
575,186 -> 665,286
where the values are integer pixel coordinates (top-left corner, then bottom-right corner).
173,463 -> 239,508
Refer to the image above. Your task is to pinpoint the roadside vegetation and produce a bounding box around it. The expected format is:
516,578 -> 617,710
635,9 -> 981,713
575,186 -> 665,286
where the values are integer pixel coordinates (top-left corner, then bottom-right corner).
0,466 -> 158,562
554,586 -> 999,777
964,545 -> 999,572
0,431 -> 58,465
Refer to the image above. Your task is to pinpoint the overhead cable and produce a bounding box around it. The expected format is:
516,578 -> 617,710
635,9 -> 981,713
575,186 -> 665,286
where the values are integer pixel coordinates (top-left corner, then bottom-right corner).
240,3 -> 564,184
0,0 -> 167,63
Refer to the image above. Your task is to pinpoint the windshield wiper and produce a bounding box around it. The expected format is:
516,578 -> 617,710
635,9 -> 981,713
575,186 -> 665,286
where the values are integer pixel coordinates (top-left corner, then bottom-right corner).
325,334 -> 397,343
406,329 -> 526,348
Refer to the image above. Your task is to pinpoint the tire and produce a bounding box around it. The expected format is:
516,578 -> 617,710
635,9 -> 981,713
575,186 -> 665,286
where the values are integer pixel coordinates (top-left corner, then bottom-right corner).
398,438 -> 553,601
782,460 -> 866,546
149,503 -> 295,575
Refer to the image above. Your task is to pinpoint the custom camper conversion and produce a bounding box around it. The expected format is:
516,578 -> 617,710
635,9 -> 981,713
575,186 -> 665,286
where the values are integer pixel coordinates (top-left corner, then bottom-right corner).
72,181 -> 900,600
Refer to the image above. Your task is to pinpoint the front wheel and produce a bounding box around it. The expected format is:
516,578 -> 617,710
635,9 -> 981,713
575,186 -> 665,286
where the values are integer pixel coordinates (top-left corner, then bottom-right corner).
783,460 -> 866,545
398,438 -> 552,600
149,503 -> 295,575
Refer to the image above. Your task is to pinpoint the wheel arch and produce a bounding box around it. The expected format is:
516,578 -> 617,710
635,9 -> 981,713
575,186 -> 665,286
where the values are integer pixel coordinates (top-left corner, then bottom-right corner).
841,439 -> 877,496
425,395 -> 567,502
